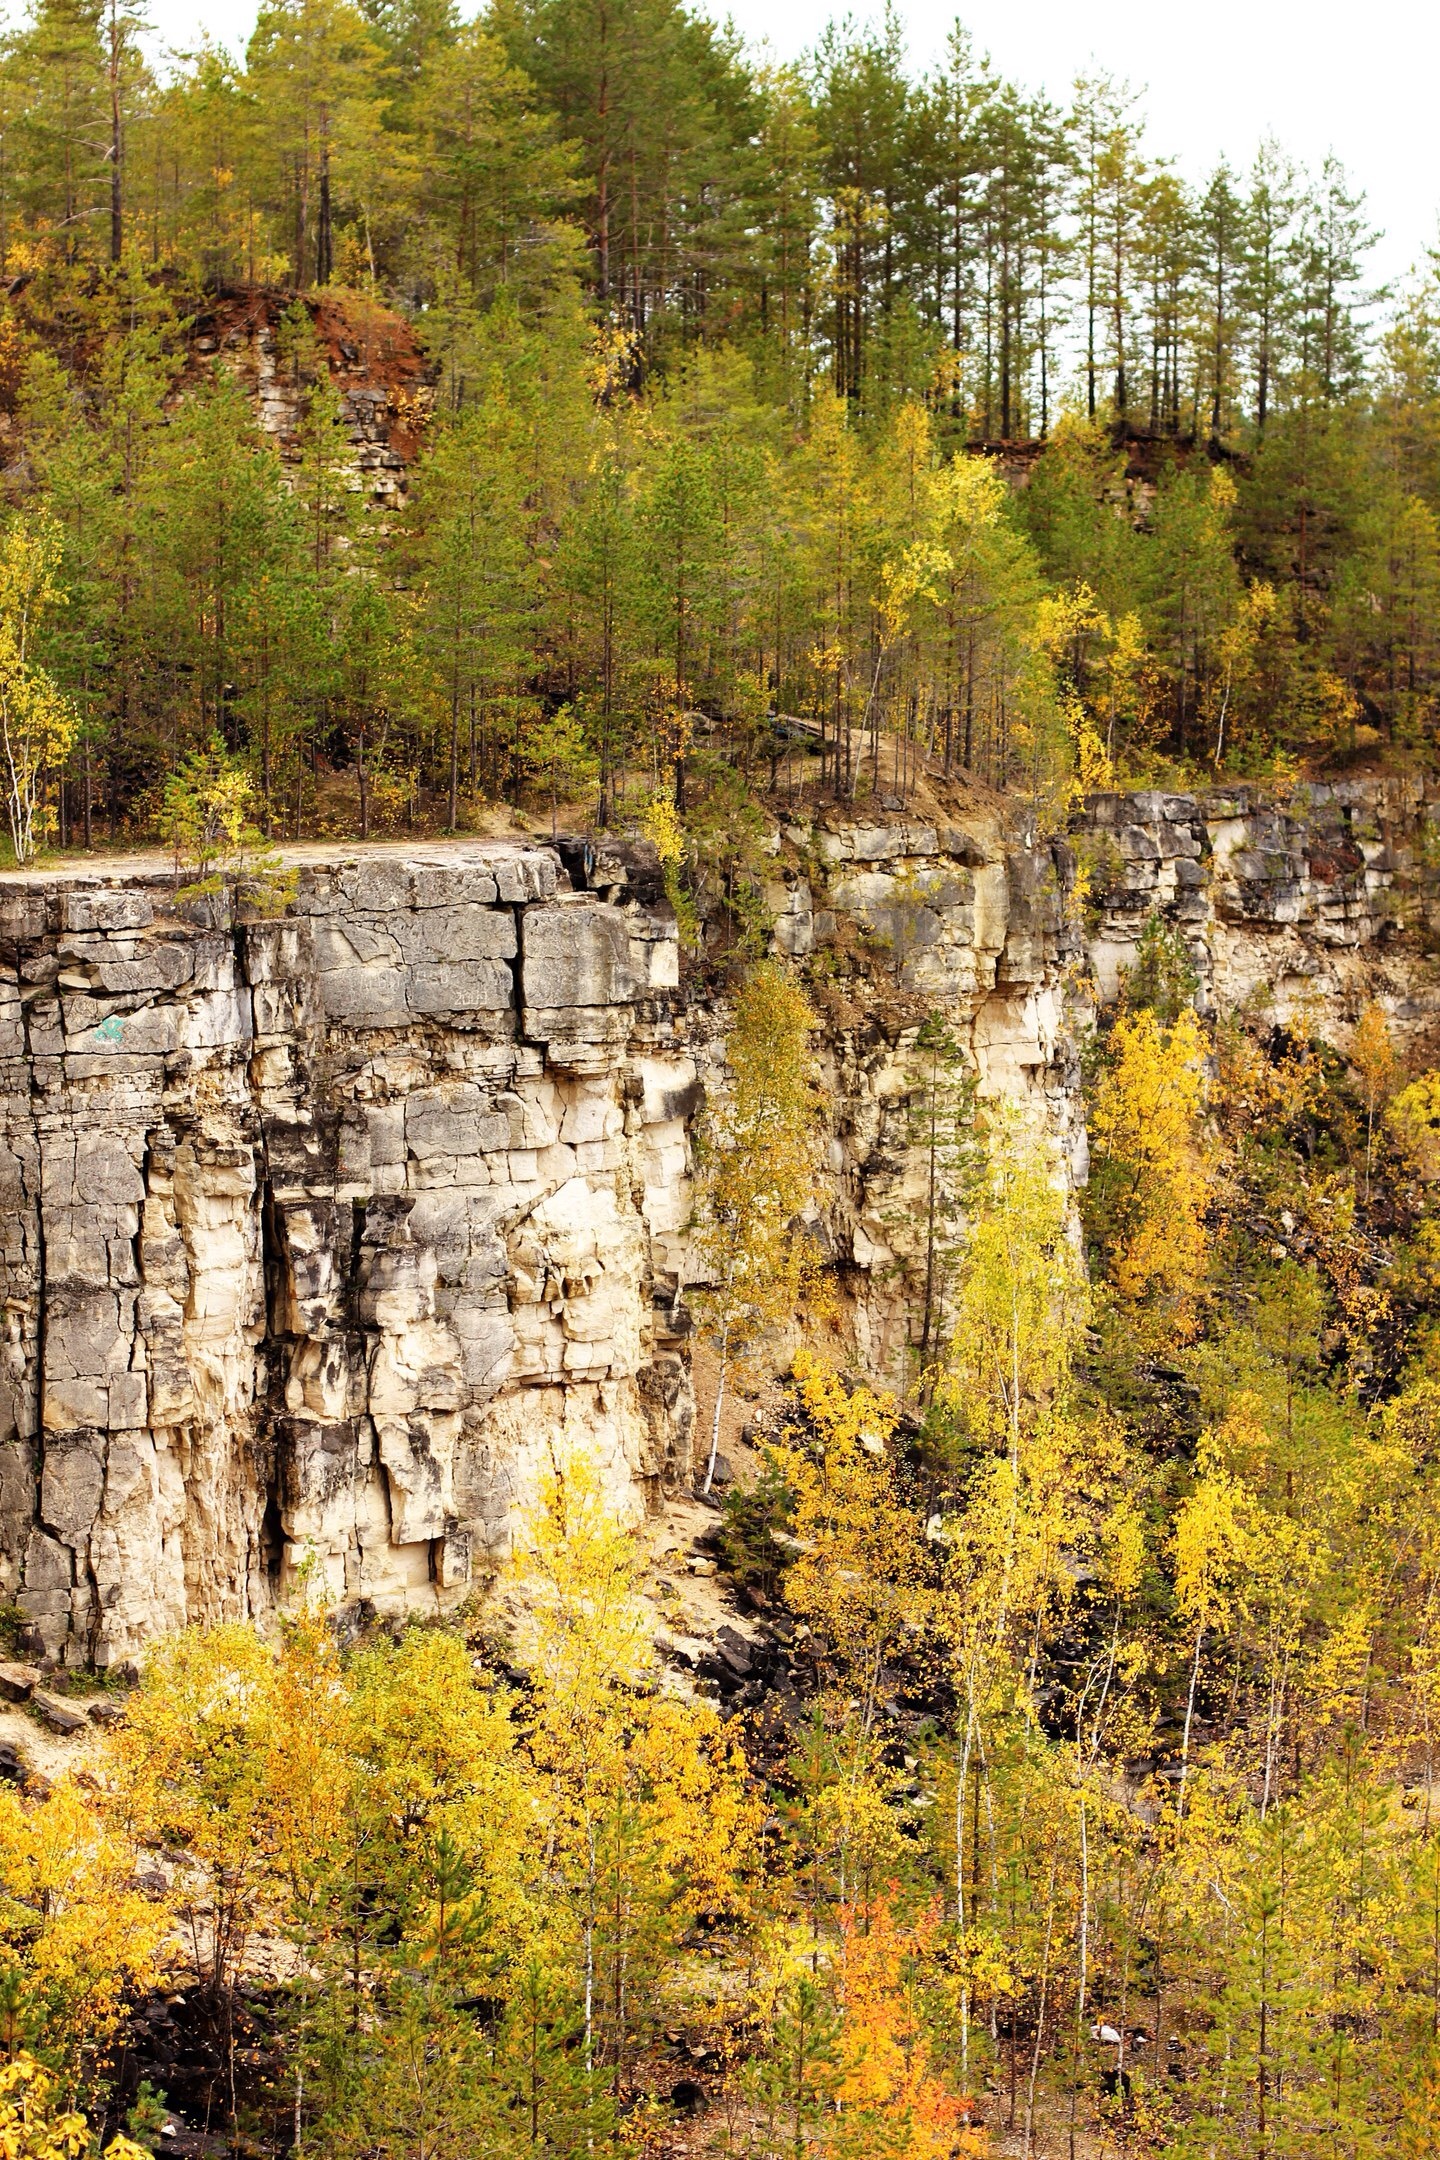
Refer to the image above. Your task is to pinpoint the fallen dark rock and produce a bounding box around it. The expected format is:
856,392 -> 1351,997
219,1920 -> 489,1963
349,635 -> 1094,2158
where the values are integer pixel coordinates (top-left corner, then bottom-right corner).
157,2130 -> 227,2159
714,1628 -> 753,1677
0,1661 -> 39,1703
32,1689 -> 88,1734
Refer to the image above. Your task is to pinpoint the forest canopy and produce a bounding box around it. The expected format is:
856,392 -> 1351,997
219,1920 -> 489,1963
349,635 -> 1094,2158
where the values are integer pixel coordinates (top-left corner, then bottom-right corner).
0,0 -> 1433,861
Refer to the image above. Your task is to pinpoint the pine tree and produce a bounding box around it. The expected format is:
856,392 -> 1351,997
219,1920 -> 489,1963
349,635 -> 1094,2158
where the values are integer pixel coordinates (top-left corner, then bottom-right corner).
411,21 -> 580,313
494,0 -> 753,343
1197,161 -> 1247,447
405,392 -> 535,820
245,0 -> 389,287
7,0 -> 111,264
1242,139 -> 1299,435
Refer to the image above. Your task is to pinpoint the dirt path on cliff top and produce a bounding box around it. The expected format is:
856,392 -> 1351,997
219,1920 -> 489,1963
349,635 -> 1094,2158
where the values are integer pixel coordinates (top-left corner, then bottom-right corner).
0,756 -> 1023,888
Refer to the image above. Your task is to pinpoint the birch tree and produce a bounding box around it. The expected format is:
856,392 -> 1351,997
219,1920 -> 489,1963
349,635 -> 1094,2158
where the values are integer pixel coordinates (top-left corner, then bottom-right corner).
0,513 -> 75,865
689,962 -> 821,1493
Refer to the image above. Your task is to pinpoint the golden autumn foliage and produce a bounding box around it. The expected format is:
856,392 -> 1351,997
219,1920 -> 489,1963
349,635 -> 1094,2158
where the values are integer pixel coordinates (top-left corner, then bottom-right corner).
507,1446 -> 762,2079
943,1109 -> 1087,1454
23,931 -> 1440,2160
1085,1003 -> 1211,1338
91,1495 -> 764,2158
1389,1067 -> 1440,1181
0,2054 -> 148,2160
107,1620 -> 332,1998
1349,999 -> 1397,1197
690,963 -> 823,1490
760,1352 -> 941,1911
0,1781 -> 167,2082
10,12 -> 1440,2153
772,1352 -> 932,1715
820,1900 -> 985,2160
0,513 -> 75,866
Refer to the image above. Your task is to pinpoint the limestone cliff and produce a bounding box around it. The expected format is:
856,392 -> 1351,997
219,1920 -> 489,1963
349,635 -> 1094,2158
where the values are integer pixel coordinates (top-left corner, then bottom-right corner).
1073,774 -> 1440,1049
741,775 -> 1440,1384
1,772 -> 1437,1665
0,844 -> 691,1665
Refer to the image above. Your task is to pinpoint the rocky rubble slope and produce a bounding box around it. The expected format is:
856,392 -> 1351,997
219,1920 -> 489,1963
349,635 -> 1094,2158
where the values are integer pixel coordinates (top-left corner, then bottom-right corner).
0,772 -> 1436,1665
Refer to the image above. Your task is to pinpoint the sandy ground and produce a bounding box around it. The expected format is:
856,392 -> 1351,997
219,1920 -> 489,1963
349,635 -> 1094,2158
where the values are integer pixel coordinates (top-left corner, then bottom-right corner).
0,1694 -> 113,1781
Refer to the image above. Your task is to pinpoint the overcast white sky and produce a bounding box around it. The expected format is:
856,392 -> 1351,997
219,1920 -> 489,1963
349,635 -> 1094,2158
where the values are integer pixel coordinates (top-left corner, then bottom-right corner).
137,0 -> 1435,296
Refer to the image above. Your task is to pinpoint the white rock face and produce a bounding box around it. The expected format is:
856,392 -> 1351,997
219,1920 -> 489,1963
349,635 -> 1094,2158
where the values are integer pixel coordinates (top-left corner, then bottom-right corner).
0,843 -> 694,1666
1074,776 -> 1440,1054
3,775 -> 1430,1665
750,805 -> 1089,1389
749,777 -> 1440,1394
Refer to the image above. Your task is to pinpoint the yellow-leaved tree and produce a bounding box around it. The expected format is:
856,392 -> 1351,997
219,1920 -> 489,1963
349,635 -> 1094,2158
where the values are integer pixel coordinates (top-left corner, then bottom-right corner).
509,1447 -> 760,2108
0,512 -> 75,866
819,1899 -> 984,2160
157,737 -> 294,908
772,1351 -> 930,1740
1388,1068 -> 1440,1182
106,1609 -> 546,2156
943,1105 -> 1087,1471
767,1351 -> 934,1915
1085,1001 -> 1211,1342
936,1109 -> 1093,2086
0,2053 -> 148,2160
1349,997 -> 1397,1199
107,1622 -> 283,2006
689,962 -> 822,1492
0,1780 -> 168,2097
1172,1452 -> 1254,1821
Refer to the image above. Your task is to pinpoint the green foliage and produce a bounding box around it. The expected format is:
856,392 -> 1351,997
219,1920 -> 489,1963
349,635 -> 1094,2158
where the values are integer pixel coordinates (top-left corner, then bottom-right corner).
718,1454 -> 795,1597
1121,906 -> 1201,1024
898,1016 -> 982,1391
124,2082 -> 168,2153
0,0 -> 1428,842
524,703 -> 599,834
157,737 -> 294,909
679,755 -> 773,954
690,962 -> 822,1489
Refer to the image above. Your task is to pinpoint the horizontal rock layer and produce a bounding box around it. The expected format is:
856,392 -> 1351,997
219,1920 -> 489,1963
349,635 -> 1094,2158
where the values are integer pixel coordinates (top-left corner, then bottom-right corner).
1073,775 -> 1440,1047
742,776 -> 1440,1380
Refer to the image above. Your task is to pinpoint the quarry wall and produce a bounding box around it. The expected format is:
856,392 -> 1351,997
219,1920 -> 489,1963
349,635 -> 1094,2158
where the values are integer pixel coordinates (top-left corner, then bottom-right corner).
0,772 -> 1435,1663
